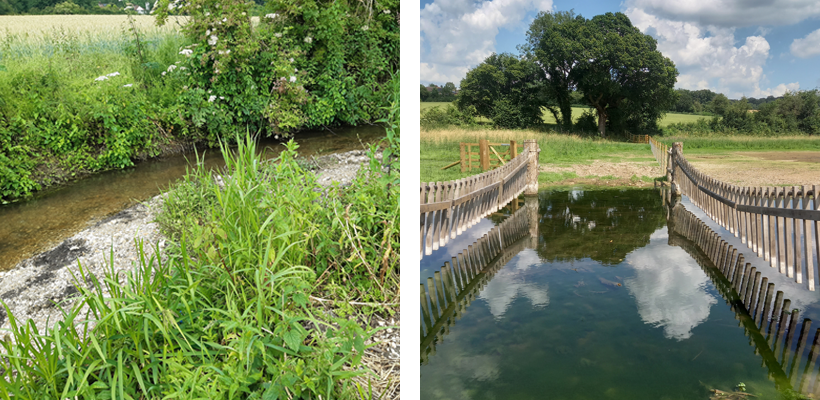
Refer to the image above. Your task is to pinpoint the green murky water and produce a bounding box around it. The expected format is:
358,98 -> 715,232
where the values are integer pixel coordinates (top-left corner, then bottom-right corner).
0,126 -> 384,271
420,189 -> 820,400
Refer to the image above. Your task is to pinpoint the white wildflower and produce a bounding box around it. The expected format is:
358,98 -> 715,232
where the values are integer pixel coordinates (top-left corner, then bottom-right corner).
179,66 -> 187,70
217,49 -> 231,55
183,85 -> 188,90
167,65 -> 177,73
241,11 -> 245,15
208,95 -> 216,102
208,35 -> 218,46
362,25 -> 369,31
179,49 -> 193,56
289,76 -> 296,83
106,71 -> 120,77
123,83 -> 133,87
204,11 -> 210,16
206,29 -> 211,35
383,9 -> 390,14
161,71 -> 166,76
289,57 -> 294,62
274,33 -> 282,38
222,17 -> 227,22
95,75 -> 108,81
265,13 -> 277,19
219,96 -> 224,100
304,36 -> 312,44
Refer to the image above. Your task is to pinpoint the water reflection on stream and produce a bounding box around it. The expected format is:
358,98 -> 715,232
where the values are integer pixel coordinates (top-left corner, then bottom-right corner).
0,126 -> 384,271
420,189 -> 820,399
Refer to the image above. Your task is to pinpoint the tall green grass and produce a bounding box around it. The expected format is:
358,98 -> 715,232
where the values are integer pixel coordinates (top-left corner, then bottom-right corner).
1,131 -> 399,398
658,135 -> 820,151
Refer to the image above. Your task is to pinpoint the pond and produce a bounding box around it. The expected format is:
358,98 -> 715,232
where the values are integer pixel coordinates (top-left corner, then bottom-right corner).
420,188 -> 820,400
0,126 -> 384,271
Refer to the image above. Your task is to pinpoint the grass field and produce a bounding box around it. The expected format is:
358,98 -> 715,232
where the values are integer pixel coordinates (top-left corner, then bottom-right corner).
420,101 -> 708,127
0,15 -> 186,42
420,127 -> 820,186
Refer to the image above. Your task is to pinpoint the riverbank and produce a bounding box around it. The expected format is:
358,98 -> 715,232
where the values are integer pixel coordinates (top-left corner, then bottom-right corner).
0,146 -> 399,398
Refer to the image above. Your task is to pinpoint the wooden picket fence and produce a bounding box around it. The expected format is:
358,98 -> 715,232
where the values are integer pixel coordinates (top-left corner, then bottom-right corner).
420,204 -> 532,364
669,201 -> 820,394
653,140 -> 820,290
420,140 -> 538,259
626,132 -> 649,143
648,136 -> 669,175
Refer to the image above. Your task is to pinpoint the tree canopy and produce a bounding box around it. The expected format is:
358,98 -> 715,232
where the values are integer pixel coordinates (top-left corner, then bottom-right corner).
456,53 -> 547,129
574,12 -> 678,137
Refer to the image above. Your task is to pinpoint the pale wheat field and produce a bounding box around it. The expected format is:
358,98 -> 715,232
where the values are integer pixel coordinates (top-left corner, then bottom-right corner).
0,15 -> 187,41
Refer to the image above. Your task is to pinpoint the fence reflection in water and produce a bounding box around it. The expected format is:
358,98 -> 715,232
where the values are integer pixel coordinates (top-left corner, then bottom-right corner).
665,189 -> 820,395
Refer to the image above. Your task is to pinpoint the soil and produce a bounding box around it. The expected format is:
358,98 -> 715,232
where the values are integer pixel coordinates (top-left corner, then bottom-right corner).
540,151 -> 820,189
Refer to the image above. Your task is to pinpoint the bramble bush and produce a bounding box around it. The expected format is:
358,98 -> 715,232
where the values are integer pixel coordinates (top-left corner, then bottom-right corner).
0,0 -> 398,202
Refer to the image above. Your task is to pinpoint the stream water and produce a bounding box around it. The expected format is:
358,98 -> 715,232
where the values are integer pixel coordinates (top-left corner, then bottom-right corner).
421,189 -> 820,400
0,126 -> 384,271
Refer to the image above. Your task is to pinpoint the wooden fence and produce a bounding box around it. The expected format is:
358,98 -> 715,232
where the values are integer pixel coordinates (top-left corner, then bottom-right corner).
458,140 -> 524,172
668,200 -> 820,395
420,139 -> 539,259
626,132 -> 649,143
648,136 -> 669,176
651,140 -> 820,291
420,203 -> 533,364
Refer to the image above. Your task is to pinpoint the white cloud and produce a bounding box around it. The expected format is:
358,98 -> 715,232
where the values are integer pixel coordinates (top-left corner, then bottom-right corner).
625,0 -> 820,28
791,28 -> 820,59
626,7 -> 800,98
420,0 -> 553,85
479,249 -> 549,319
624,229 -> 717,341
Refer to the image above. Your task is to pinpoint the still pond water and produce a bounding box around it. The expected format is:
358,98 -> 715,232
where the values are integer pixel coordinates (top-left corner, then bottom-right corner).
420,189 -> 820,400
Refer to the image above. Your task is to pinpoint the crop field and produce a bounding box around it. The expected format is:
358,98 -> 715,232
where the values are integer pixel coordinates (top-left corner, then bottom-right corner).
420,101 -> 709,127
0,15 -> 187,41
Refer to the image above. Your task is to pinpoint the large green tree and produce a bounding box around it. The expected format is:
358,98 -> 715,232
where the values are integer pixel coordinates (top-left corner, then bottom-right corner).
575,12 -> 678,137
523,10 -> 586,131
456,52 -> 547,128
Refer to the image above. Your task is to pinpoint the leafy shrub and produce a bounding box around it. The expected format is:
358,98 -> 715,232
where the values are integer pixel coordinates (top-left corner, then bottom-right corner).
420,104 -> 477,130
574,109 -> 598,133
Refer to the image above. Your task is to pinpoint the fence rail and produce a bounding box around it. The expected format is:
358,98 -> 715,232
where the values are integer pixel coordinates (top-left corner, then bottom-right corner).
420,203 -> 533,364
420,140 -> 539,259
668,200 -> 820,394
658,140 -> 820,290
648,136 -> 669,175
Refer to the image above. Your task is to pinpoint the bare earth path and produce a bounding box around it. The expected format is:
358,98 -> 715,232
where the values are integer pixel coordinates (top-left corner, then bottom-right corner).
540,151 -> 820,188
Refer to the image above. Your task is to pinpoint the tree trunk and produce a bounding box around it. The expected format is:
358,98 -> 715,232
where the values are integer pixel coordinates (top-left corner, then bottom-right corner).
596,106 -> 607,137
560,101 -> 573,131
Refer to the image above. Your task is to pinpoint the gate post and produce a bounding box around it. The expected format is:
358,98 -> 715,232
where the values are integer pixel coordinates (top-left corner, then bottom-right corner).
479,139 -> 490,171
460,143 -> 466,173
524,139 -> 540,196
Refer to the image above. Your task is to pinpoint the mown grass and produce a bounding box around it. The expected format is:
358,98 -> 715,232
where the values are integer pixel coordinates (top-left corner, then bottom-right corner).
657,135 -> 820,151
420,102 -> 707,127
0,128 -> 399,398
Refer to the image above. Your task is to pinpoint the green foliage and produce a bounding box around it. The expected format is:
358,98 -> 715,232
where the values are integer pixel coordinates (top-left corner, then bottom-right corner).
1,132 -> 398,398
664,90 -> 820,136
153,0 -> 398,141
456,52 -> 546,129
575,12 -> 678,137
420,104 -> 477,130
523,10 -> 586,130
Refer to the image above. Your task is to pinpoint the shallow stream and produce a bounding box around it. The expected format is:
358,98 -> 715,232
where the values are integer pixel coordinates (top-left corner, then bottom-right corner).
0,126 -> 384,271
421,189 -> 820,399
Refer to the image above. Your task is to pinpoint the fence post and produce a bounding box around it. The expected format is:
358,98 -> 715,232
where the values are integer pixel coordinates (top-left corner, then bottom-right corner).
510,140 -> 517,159
524,139 -> 539,196
479,139 -> 490,171
460,143 -> 466,173
671,142 -> 683,196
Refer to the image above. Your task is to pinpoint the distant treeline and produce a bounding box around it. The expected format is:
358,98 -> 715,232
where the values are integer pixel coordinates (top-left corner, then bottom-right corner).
666,89 -> 820,136
0,0 -> 132,15
670,88 -> 782,114
419,83 -> 457,103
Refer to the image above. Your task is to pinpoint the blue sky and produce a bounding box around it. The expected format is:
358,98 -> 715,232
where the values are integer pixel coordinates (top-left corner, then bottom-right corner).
420,0 -> 820,99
